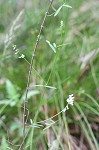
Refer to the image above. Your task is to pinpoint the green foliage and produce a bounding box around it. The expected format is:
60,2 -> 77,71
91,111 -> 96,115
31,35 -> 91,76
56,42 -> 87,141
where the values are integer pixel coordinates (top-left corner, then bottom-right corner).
1,136 -> 9,150
0,0 -> 99,149
0,80 -> 39,107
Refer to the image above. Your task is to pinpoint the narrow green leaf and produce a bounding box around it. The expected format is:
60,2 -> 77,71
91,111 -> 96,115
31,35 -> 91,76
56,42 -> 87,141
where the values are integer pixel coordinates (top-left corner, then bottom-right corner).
54,5 -> 63,17
0,99 -> 10,105
83,93 -> 99,107
46,40 -> 56,53
32,84 -> 56,89
54,3 -> 72,17
21,90 -> 40,102
80,102 -> 99,116
63,4 -> 72,8
75,103 -> 98,149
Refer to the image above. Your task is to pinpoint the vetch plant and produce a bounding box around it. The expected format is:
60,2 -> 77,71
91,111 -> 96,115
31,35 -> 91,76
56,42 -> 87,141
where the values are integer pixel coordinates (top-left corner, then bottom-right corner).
20,0 -> 73,149
21,1 -> 54,149
29,94 -> 74,130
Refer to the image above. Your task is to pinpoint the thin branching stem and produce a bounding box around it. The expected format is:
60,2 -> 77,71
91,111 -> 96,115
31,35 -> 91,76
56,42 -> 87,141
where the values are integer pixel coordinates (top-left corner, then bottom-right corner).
22,0 -> 54,149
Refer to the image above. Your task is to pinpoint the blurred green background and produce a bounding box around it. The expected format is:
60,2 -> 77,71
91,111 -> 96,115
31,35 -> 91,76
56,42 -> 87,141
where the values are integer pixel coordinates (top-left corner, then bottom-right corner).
0,0 -> 99,149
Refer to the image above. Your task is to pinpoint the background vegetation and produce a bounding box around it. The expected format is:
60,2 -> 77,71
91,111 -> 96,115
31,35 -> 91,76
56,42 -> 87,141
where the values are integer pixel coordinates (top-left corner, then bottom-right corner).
0,0 -> 99,149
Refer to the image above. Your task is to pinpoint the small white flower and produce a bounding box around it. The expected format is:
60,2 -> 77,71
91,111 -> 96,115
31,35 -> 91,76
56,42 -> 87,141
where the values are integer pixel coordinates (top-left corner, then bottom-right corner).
12,45 -> 16,50
66,94 -> 74,106
15,49 -> 19,52
62,107 -> 66,112
66,105 -> 69,110
15,50 -> 19,54
60,20 -> 63,27
19,54 -> 25,58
